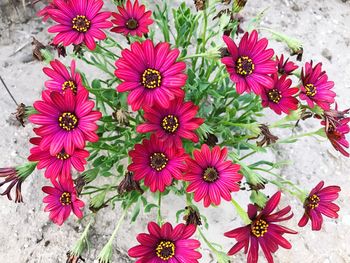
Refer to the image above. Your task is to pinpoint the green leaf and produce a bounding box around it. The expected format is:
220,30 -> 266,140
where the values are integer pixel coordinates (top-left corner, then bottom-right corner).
144,203 -> 158,213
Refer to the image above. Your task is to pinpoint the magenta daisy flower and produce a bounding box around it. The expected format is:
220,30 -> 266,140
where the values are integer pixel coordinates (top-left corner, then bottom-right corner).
29,89 -> 101,155
225,192 -> 297,263
299,61 -> 336,110
36,0 -> 61,22
222,31 -> 277,95
298,181 -> 341,231
322,117 -> 350,157
184,144 -> 242,207
115,39 -> 187,111
111,0 -> 153,37
137,96 -> 204,148
48,0 -> 113,50
28,137 -> 89,180
128,221 -> 201,262
42,176 -> 84,225
43,59 -> 84,94
128,134 -> 187,192
276,54 -> 298,75
261,74 -> 299,115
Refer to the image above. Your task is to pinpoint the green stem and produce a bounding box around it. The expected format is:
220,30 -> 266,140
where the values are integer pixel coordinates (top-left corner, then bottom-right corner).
71,214 -> 95,256
157,191 -> 163,226
231,198 -> 251,225
198,228 -> 220,254
239,151 -> 256,161
109,207 -> 129,243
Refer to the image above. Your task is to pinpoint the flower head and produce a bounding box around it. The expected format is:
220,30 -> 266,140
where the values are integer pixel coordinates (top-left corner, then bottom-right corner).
29,89 -> 101,155
298,181 -> 341,231
261,74 -> 299,115
48,0 -> 113,50
137,96 -> 204,148
276,54 -> 298,75
299,61 -> 336,110
225,192 -> 297,263
42,176 -> 84,225
184,144 -> 242,207
111,0 -> 153,37
128,221 -> 201,262
115,39 -> 187,111
222,31 -> 277,95
43,59 -> 84,95
36,0 -> 61,22
128,135 -> 187,192
322,115 -> 350,157
28,137 -> 89,180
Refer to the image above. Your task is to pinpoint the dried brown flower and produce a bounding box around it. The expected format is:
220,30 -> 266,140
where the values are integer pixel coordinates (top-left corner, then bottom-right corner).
183,206 -> 202,226
32,37 -> 47,61
118,172 -> 143,195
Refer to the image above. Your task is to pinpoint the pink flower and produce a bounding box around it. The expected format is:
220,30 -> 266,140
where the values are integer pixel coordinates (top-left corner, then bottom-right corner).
36,0 -> 62,22
43,59 -> 84,94
42,177 -> 84,225
225,192 -> 297,263
222,30 -> 277,95
29,89 -> 101,155
48,0 -> 113,50
322,117 -> 350,157
276,54 -> 298,75
28,137 -> 89,180
128,221 -> 201,262
261,74 -> 299,115
115,39 -> 187,111
298,181 -> 341,231
299,61 -> 336,110
128,134 -> 187,192
137,96 -> 204,148
111,0 -> 153,37
184,144 -> 242,207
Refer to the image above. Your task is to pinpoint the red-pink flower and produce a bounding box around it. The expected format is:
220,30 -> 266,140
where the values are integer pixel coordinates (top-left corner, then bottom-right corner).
261,74 -> 299,115
222,31 -> 277,95
48,0 -> 112,50
36,0 -> 61,21
111,0 -> 153,37
29,89 -> 101,155
43,59 -> 84,94
299,61 -> 336,110
128,221 -> 201,262
137,97 -> 204,148
184,144 -> 242,207
42,177 -> 84,225
128,134 -> 187,192
225,192 -> 297,263
28,137 -> 89,180
322,117 -> 350,157
115,40 -> 187,111
298,181 -> 341,231
276,54 -> 298,75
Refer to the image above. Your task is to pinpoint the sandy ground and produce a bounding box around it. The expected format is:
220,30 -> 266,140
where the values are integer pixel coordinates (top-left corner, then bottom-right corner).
0,0 -> 349,262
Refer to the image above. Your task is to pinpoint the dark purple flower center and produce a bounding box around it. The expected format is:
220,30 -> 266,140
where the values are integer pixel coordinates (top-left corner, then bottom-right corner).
62,80 -> 77,94
141,68 -> 162,89
251,219 -> 269,237
60,192 -> 72,206
306,194 -> 320,209
305,83 -> 317,97
58,112 -> 78,131
56,150 -> 70,160
203,167 -> 219,182
267,89 -> 282,103
161,115 -> 179,133
150,152 -> 168,171
155,241 -> 175,260
236,56 -> 255,76
327,126 -> 342,141
125,18 -> 139,30
72,15 -> 91,33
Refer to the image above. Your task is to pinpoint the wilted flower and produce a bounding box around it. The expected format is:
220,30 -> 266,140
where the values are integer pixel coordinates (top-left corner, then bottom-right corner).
112,108 -> 129,126
183,206 -> 202,226
117,172 -> 143,195
66,251 -> 85,263
233,0 -> 248,13
50,42 -> 67,58
203,133 -> 218,147
14,103 -> 26,127
322,117 -> 350,157
225,192 -> 297,262
194,0 -> 206,11
32,37 -> 47,61
251,124 -> 279,147
299,181 -> 341,231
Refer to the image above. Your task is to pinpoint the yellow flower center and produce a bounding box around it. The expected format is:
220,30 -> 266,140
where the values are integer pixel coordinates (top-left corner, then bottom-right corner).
72,15 -> 91,33
56,152 -> 70,160
268,89 -> 282,103
251,219 -> 269,237
150,152 -> 168,171
59,192 -> 72,206
307,194 -> 320,209
141,68 -> 162,89
203,167 -> 219,182
161,115 -> 179,133
236,56 -> 255,76
58,112 -> 78,131
156,241 -> 175,260
305,83 -> 317,97
62,80 -> 77,94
